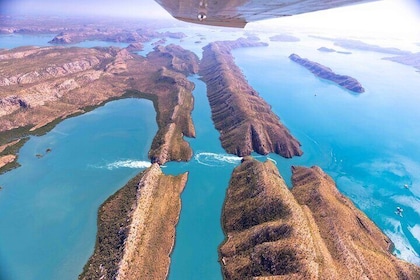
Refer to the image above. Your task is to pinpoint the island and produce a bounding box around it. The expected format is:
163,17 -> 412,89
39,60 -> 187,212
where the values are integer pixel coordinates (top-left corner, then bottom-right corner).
220,157 -> 420,279
383,52 -> 420,71
289,53 -> 365,93
200,39 -> 303,158
311,36 -> 412,56
318,47 -> 351,54
1,17 -> 420,280
269,34 -> 300,42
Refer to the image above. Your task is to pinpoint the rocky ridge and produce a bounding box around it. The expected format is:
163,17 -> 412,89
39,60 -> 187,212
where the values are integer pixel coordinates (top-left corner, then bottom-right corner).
220,157 -> 420,279
289,53 -> 365,93
80,164 -> 188,280
200,39 -> 302,158
0,43 -> 199,172
383,52 -> 420,71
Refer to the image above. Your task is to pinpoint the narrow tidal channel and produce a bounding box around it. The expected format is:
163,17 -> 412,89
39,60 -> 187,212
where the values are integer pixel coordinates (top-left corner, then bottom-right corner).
166,76 -> 241,279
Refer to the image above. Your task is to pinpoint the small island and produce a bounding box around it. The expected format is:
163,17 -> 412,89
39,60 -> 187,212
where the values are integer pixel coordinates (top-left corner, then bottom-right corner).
289,53 -> 365,93
220,157 -> 420,279
269,34 -> 300,42
200,39 -> 303,158
318,46 -> 351,54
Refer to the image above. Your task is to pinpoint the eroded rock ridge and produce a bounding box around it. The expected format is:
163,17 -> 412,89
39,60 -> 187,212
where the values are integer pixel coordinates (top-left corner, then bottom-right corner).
220,157 -> 420,279
200,39 -> 302,158
289,53 -> 365,93
0,44 -> 200,169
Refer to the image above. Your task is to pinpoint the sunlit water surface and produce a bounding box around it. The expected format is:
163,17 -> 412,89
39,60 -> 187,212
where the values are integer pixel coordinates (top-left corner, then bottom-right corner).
0,31 -> 419,280
0,99 -> 156,280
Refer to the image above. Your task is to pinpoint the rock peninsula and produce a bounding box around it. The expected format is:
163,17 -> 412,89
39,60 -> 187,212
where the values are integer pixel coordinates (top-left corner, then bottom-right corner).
200,39 -> 302,158
80,163 -> 188,280
0,43 -> 199,170
220,157 -> 420,279
289,53 -> 365,93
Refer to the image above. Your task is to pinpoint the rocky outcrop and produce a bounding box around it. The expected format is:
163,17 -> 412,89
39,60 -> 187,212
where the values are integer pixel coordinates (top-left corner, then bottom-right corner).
220,157 -> 326,279
126,43 -> 144,52
332,39 -> 412,55
318,47 -> 351,54
289,53 -> 365,93
0,154 -> 16,169
311,37 -> 412,56
80,164 -> 188,280
200,40 -> 302,158
269,34 -> 300,42
0,44 -> 199,168
151,44 -> 200,75
141,45 -> 199,164
220,157 -> 420,279
49,30 -> 142,45
383,52 -> 420,71
291,166 -> 420,279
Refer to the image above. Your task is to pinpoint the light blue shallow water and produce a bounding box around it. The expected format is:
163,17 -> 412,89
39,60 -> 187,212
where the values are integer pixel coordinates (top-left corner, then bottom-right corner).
166,76 -> 240,280
1,31 -> 420,280
0,34 -> 129,49
0,98 -> 157,280
231,42 -> 420,265
0,34 -> 56,49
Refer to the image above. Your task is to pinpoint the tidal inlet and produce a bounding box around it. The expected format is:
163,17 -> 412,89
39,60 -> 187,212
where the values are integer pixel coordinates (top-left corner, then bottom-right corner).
1,0 -> 420,279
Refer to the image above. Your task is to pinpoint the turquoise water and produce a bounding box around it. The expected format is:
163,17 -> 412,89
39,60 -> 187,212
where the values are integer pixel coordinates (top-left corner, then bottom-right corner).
1,29 -> 420,280
0,34 -> 56,49
166,77 -> 240,279
231,41 -> 420,265
0,98 -> 157,280
0,34 -> 129,49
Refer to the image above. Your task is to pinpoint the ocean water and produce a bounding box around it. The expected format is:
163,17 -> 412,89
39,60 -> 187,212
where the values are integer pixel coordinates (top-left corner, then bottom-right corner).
0,34 -> 129,49
1,28 -> 420,280
0,34 -> 56,49
165,77 -> 240,279
230,39 -> 420,265
0,98 -> 157,280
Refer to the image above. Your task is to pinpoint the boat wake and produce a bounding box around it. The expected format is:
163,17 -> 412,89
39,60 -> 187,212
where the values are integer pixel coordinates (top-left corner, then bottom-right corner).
92,159 -> 152,170
194,152 -> 242,167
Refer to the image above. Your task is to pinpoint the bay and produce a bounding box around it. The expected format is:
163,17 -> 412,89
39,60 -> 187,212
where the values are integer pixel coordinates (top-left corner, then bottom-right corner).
0,98 -> 157,280
231,40 -> 420,265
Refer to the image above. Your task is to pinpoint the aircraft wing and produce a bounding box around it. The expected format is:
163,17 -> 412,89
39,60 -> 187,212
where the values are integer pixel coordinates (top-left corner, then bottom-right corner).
155,0 -> 379,28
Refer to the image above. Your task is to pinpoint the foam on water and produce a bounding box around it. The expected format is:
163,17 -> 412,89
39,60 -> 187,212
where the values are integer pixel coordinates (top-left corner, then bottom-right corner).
104,160 -> 151,170
194,152 -> 242,167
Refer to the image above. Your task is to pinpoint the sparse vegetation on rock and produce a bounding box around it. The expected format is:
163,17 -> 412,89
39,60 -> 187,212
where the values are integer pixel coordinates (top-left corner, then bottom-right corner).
200,39 -> 302,158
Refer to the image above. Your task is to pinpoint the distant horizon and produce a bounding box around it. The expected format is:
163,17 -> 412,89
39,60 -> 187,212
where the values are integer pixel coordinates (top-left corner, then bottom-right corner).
1,0 -> 419,42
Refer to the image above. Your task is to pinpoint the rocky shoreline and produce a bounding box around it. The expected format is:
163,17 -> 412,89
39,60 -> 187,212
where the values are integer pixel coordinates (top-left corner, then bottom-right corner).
220,157 -> 420,279
80,164 -> 188,279
1,22 -> 420,279
289,53 -> 365,93
200,39 -> 302,158
0,39 -> 199,279
0,43 -> 200,172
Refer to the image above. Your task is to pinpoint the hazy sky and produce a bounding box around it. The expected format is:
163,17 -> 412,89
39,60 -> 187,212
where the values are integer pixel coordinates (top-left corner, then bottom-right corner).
1,0 -> 419,41
1,0 -> 172,18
